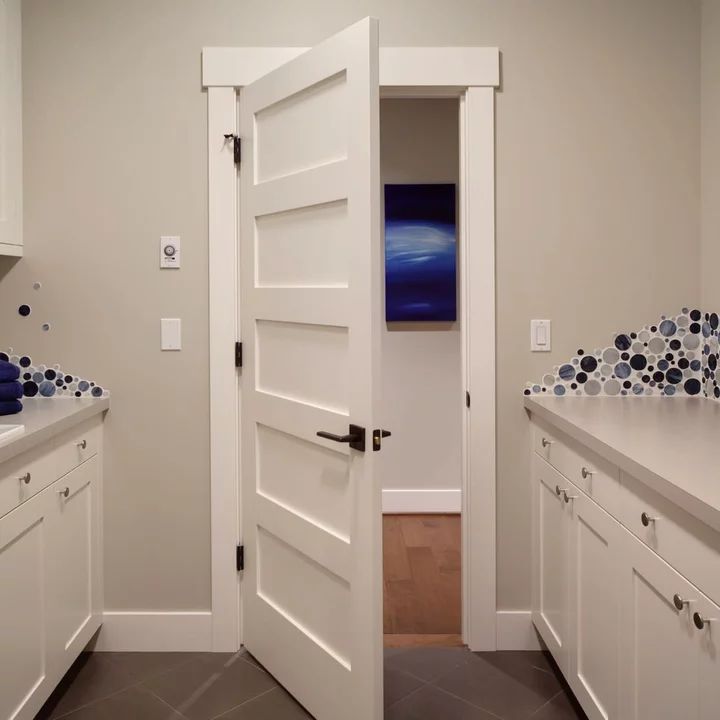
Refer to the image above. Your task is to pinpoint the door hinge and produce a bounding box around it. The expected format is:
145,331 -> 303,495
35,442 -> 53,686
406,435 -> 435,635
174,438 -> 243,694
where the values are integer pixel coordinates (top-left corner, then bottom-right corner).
223,133 -> 241,164
236,544 -> 244,571
235,341 -> 242,368
466,391 -> 471,408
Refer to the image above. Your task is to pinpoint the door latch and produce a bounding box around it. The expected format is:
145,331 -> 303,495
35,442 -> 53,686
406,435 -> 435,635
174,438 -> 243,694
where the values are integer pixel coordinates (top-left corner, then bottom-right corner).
372,429 -> 392,452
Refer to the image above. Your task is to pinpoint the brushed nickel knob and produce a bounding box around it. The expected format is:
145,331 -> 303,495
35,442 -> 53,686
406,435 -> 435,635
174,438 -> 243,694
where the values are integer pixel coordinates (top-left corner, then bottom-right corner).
541,437 -> 553,448
563,490 -> 578,504
76,439 -> 87,450
673,594 -> 692,611
581,467 -> 594,479
57,487 -> 70,498
641,512 -> 658,527
18,472 -> 31,485
555,484 -> 564,497
693,612 -> 716,630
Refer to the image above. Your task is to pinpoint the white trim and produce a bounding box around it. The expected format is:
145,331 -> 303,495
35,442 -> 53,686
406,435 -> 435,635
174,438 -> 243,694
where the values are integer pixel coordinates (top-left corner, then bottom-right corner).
202,46 -> 500,89
496,611 -> 542,651
0,242 -> 22,257
93,612 -> 213,652
208,86 -> 241,651
460,87 -> 497,651
205,43 -> 499,658
382,489 -> 461,514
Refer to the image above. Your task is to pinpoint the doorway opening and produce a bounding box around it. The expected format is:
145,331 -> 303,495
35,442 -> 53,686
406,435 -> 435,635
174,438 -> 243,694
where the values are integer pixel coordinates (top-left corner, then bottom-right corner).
380,97 -> 463,649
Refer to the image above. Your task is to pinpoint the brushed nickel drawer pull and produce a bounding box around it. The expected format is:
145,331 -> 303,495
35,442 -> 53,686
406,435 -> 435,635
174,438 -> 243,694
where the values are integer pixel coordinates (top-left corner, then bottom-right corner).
641,511 -> 659,527
673,594 -> 693,611
581,467 -> 594,479
563,490 -> 578,504
541,437 -> 553,448
76,439 -> 87,450
693,612 -> 717,630
57,487 -> 70,498
555,485 -> 564,497
17,472 -> 31,485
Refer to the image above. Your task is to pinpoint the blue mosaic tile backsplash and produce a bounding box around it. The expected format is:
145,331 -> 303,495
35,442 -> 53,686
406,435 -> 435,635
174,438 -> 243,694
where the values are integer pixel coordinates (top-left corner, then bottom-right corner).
0,350 -> 108,399
525,308 -> 720,399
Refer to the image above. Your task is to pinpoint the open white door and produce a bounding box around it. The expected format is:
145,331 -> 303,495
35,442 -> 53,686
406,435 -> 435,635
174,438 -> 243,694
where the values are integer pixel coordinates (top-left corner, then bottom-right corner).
239,17 -> 382,720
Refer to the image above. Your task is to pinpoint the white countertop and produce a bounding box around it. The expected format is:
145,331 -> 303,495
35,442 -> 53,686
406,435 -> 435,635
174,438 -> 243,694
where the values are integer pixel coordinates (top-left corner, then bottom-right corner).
0,397 -> 109,465
524,396 -> 720,533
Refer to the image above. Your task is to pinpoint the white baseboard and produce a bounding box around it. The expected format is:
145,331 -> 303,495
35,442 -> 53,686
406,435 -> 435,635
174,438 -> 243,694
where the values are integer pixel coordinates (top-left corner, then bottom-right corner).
93,611 -> 213,652
496,611 -> 542,651
382,488 -> 461,513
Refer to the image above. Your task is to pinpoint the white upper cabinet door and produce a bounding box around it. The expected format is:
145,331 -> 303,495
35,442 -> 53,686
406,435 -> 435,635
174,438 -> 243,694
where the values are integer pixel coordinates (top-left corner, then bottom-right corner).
532,454 -> 570,672
239,17 -> 382,720
619,529 -> 700,720
0,0 -> 22,254
566,490 -> 621,720
0,488 -> 53,720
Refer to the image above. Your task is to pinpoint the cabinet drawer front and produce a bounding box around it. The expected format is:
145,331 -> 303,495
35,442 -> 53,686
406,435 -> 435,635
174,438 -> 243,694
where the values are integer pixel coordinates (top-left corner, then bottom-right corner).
618,471 -> 720,606
53,418 -> 101,480
0,444 -> 57,519
532,420 -> 620,517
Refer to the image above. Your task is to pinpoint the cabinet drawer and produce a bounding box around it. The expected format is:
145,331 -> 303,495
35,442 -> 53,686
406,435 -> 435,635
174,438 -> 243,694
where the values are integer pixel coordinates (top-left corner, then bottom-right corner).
532,420 -> 620,517
53,418 -> 101,480
0,445 -> 57,519
618,471 -> 720,606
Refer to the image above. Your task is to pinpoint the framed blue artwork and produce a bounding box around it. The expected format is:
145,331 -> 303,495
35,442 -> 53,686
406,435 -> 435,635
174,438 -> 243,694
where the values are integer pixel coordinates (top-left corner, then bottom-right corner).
384,183 -> 457,322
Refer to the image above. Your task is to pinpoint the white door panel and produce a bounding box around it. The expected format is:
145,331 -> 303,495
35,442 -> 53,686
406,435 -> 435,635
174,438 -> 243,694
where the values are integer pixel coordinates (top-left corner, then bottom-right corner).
239,17 -> 382,720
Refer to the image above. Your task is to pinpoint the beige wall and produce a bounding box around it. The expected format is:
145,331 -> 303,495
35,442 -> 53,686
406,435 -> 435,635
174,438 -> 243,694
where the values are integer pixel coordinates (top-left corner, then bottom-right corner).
0,0 -> 700,613
702,0 -> 720,309
380,99 -> 462,496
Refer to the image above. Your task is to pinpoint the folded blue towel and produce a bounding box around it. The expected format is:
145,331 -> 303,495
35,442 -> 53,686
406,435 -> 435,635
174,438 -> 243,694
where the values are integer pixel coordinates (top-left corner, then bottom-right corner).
0,381 -> 22,401
0,400 -> 22,416
0,361 -> 20,382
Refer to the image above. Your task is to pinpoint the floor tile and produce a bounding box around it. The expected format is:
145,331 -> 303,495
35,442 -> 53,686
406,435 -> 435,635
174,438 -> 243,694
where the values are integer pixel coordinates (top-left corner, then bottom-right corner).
384,666 -> 425,709
529,690 -> 588,719
140,652 -> 276,720
434,652 -> 562,720
58,686 -> 184,720
215,686 -> 312,719
385,684 -> 499,720
105,652 -> 197,684
383,646 -> 471,682
37,652 -> 137,719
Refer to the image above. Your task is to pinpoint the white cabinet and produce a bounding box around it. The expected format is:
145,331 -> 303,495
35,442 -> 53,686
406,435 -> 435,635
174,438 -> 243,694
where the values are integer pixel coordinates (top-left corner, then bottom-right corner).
0,489 -> 53,720
567,489 -> 621,720
0,0 -> 23,255
531,453 -> 570,670
0,418 -> 104,720
530,421 -> 720,720
618,529 -> 720,720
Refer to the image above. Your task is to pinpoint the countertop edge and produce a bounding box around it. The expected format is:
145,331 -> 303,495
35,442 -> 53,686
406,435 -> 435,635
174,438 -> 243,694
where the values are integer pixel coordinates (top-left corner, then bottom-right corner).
524,397 -> 720,534
0,398 -> 110,465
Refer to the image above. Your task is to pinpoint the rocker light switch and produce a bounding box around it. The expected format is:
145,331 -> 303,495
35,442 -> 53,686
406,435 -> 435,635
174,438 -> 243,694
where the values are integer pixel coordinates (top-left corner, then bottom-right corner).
531,319 -> 551,352
161,318 -> 182,351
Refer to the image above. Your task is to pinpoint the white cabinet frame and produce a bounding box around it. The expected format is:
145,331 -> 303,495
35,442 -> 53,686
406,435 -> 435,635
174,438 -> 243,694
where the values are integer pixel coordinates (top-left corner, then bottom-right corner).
204,43 -> 499,652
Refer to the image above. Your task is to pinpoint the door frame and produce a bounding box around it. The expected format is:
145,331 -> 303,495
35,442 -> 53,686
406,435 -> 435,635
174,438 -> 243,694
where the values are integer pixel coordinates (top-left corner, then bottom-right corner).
203,44 -> 499,652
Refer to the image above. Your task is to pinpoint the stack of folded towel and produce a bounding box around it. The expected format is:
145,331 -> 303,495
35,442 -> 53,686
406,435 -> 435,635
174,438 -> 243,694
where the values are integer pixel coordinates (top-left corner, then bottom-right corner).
0,360 -> 22,415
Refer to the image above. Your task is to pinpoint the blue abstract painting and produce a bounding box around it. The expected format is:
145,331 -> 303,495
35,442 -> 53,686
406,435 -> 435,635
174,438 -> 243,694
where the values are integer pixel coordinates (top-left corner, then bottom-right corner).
384,183 -> 457,322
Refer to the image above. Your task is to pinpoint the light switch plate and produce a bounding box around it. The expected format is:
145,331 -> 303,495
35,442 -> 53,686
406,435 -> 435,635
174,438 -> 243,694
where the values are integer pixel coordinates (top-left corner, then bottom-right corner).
531,319 -> 551,352
161,318 -> 182,350
160,236 -> 181,269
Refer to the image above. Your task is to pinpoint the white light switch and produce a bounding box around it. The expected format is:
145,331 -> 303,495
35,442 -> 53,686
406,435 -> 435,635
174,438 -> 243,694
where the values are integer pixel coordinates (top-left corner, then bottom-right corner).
531,319 -> 551,352
161,318 -> 182,350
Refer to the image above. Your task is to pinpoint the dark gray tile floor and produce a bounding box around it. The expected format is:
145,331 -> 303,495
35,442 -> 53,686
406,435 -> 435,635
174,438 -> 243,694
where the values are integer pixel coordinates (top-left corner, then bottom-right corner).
35,648 -> 586,719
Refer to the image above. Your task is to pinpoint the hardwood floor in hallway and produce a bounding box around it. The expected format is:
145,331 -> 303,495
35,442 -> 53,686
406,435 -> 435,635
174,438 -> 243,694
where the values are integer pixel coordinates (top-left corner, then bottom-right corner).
383,514 -> 462,646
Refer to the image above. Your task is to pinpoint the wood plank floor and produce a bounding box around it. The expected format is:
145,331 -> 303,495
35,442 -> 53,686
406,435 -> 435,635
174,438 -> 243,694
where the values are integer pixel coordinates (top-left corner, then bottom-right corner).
383,514 -> 461,646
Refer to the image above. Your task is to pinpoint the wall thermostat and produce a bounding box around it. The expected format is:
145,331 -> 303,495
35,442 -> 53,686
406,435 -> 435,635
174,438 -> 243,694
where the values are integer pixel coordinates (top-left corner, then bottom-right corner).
160,236 -> 181,269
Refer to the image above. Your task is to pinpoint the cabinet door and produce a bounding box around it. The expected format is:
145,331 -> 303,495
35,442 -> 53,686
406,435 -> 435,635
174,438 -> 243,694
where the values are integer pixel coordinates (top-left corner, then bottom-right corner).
695,592 -> 720,720
532,454 -> 570,670
567,490 -> 621,720
0,488 -> 53,720
47,456 -> 103,671
619,530 -> 699,720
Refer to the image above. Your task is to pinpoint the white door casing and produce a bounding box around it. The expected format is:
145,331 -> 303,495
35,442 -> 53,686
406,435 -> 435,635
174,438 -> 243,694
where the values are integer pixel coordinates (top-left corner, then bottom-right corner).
238,18 -> 383,720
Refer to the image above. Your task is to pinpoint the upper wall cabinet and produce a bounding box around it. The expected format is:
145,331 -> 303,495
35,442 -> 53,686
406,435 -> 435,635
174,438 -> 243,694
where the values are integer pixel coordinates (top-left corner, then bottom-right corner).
0,0 -> 22,256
